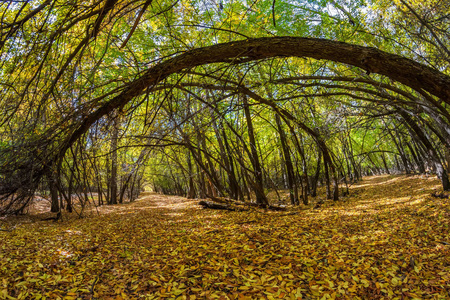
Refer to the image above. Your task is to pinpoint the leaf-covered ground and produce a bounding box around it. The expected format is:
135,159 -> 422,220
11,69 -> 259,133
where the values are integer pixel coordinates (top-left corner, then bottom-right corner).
1,175 -> 450,299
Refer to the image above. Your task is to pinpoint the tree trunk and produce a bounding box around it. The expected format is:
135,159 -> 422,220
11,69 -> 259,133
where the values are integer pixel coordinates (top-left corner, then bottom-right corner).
109,116 -> 119,205
406,141 -> 424,173
381,153 -> 391,174
222,128 -> 241,200
242,96 -> 268,206
66,170 -> 74,212
397,109 -> 450,190
324,156 -> 332,200
386,125 -> 410,174
311,151 -> 322,198
275,114 -> 298,205
48,173 -> 60,213
187,151 -> 196,199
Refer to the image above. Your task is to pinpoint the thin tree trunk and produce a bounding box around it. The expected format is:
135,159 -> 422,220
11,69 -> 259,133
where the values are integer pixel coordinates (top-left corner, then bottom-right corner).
324,156 -> 332,200
398,109 -> 450,190
222,128 -> 241,200
381,153 -> 391,174
242,96 -> 268,206
406,141 -> 424,173
48,172 -> 60,213
311,151 -> 322,198
387,127 -> 410,174
187,151 -> 196,199
109,116 -> 119,205
275,114 -> 298,205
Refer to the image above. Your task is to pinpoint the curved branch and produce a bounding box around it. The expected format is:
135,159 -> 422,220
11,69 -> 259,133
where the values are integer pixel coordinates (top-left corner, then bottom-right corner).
272,75 -> 450,121
62,36 -> 450,158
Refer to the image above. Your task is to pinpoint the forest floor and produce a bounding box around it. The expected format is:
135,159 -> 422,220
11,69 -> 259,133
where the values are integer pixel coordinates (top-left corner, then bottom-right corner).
1,175 -> 450,299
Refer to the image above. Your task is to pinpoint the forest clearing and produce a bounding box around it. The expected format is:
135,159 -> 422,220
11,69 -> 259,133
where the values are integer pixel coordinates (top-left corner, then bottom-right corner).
1,175 -> 449,299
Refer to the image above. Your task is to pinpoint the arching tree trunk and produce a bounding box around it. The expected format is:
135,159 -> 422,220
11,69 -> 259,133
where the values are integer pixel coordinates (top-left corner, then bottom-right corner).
58,36 -> 450,171
4,36 -> 450,214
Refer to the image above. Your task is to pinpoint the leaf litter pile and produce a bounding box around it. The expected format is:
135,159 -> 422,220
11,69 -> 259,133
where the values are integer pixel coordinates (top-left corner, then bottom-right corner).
1,175 -> 450,299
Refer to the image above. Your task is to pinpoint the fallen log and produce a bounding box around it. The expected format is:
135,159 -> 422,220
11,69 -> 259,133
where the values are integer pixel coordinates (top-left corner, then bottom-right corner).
41,211 -> 62,222
204,194 -> 287,211
265,204 -> 287,211
204,195 -> 232,204
199,199 -> 287,211
198,201 -> 236,211
431,192 -> 449,199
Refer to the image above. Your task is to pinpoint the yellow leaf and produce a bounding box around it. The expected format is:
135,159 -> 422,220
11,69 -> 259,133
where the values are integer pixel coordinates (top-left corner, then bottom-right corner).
391,277 -> 399,286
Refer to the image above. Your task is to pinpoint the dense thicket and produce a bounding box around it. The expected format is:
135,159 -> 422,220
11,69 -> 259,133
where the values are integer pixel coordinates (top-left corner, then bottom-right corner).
0,0 -> 449,215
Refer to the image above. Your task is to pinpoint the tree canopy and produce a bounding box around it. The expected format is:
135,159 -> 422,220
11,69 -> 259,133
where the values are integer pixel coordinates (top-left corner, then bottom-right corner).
0,0 -> 449,214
